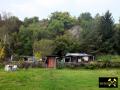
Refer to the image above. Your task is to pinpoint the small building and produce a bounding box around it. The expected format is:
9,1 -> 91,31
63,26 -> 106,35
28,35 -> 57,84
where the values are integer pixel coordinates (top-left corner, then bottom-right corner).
10,55 -> 36,62
45,53 -> 94,68
64,53 -> 94,63
46,55 -> 58,68
20,56 -> 36,62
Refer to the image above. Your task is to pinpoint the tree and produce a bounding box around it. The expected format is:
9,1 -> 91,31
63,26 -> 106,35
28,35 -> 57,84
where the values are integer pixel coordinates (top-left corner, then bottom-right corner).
50,12 -> 76,29
114,24 -> 120,54
78,12 -> 97,54
53,32 -> 80,56
78,12 -> 92,21
24,16 -> 39,27
96,11 -> 115,53
0,13 -> 22,60
33,39 -> 55,58
6,16 -> 22,33
78,12 -> 93,31
16,25 -> 33,56
0,42 -> 6,62
48,19 -> 64,37
28,21 -> 51,40
79,11 -> 115,54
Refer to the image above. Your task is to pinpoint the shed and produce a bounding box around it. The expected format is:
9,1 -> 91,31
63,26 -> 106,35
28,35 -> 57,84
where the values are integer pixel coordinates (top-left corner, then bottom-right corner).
65,53 -> 94,63
20,56 -> 36,62
46,55 -> 58,68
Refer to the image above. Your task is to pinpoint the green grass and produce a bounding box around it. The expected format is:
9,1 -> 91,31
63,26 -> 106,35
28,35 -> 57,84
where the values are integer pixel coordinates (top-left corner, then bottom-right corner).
96,55 -> 120,62
0,68 -> 120,90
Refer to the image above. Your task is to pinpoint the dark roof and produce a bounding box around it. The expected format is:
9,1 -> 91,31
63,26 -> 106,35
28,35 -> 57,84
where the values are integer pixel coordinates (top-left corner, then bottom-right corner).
46,55 -> 58,57
20,56 -> 34,58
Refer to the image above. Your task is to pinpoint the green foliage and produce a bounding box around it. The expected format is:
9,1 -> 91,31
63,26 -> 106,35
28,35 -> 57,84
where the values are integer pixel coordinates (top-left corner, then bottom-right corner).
96,55 -> 120,62
78,12 -> 92,21
84,64 -> 96,69
53,32 -> 80,56
6,16 -> 22,33
79,11 -> 115,54
34,52 -> 42,60
0,47 -> 6,61
96,11 -> 115,53
0,13 -> 22,60
1,11 -> 120,61
33,39 -> 55,57
56,61 -> 65,69
78,12 -> 98,54
24,16 -> 39,27
114,24 -> 120,54
0,63 -> 4,68
28,22 -> 51,40
16,25 -> 33,56
48,19 -> 64,37
50,11 -> 76,29
78,12 -> 93,30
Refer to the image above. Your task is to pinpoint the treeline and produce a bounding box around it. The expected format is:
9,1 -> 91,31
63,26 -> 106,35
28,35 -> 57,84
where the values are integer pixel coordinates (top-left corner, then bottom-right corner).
0,11 -> 120,61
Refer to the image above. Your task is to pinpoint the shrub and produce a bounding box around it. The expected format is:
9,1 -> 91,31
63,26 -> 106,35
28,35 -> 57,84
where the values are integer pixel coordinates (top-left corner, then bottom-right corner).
110,62 -> 120,68
84,62 -> 96,69
64,62 -> 85,69
96,55 -> 120,62
0,63 -> 4,68
68,63 -> 76,69
57,61 -> 65,69
35,61 -> 46,68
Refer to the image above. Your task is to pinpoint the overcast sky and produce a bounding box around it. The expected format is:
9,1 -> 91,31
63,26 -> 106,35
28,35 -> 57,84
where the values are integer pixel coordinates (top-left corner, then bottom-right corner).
0,0 -> 119,22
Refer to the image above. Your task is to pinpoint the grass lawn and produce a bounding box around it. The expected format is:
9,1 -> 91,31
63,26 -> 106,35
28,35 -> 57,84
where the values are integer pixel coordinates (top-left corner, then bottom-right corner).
0,68 -> 120,90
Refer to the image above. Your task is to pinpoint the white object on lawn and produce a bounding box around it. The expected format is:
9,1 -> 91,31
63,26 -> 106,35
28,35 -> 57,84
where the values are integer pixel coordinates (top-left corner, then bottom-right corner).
4,65 -> 18,71
12,65 -> 18,71
5,65 -> 11,71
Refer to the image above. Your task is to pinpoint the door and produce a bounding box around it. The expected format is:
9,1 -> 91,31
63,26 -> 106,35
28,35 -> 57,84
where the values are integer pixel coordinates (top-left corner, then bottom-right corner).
48,57 -> 56,68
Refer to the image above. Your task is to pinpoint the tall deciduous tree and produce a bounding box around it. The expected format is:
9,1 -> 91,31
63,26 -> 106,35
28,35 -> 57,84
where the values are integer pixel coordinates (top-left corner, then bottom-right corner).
50,12 -> 76,29
16,25 -> 33,56
54,32 -> 80,56
24,16 -> 39,27
48,19 -> 64,37
0,13 -> 22,60
33,39 -> 55,58
28,21 -> 50,40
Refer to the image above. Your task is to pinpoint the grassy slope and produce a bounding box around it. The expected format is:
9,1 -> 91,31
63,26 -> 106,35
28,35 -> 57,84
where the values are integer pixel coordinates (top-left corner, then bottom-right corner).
0,68 -> 120,90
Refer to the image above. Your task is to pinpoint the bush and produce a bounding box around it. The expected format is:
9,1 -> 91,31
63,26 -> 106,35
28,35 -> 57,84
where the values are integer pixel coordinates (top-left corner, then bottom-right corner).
61,61 -> 120,69
110,62 -> 120,68
84,62 -> 97,69
68,63 -> 76,69
91,61 -> 120,68
63,62 -> 85,69
57,61 -> 65,69
35,61 -> 46,68
96,55 -> 120,62
0,63 -> 4,68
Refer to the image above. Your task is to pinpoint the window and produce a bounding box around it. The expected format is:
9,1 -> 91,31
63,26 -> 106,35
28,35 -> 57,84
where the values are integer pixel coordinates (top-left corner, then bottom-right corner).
83,57 -> 89,61
65,57 -> 71,62
78,59 -> 82,62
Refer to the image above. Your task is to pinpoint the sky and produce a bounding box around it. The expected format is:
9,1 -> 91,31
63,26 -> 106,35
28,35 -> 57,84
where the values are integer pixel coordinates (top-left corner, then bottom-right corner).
0,0 -> 119,23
